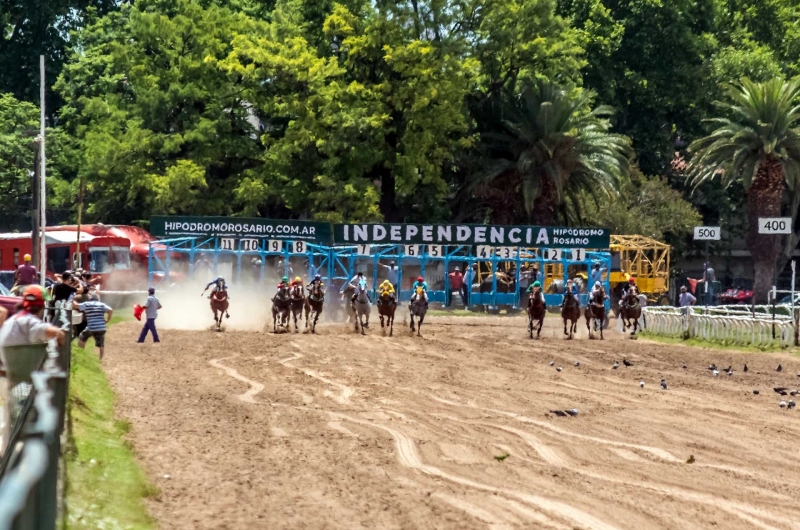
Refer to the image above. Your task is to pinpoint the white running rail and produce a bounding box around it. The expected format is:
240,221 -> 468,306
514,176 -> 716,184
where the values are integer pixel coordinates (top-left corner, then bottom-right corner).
643,306 -> 795,348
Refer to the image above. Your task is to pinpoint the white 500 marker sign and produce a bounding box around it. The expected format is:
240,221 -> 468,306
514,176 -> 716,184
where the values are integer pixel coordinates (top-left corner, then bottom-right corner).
693,226 -> 721,240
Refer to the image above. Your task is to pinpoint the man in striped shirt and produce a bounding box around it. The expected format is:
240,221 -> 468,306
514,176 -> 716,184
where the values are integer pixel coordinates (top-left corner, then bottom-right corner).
73,294 -> 113,361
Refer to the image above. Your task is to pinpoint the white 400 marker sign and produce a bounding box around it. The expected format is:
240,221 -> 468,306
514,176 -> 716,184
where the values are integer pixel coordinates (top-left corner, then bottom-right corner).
758,218 -> 792,234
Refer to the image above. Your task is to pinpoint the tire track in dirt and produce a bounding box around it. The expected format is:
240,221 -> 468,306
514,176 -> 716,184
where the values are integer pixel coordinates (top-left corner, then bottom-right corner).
277,342 -> 355,405
331,411 -> 621,530
208,356 -> 266,404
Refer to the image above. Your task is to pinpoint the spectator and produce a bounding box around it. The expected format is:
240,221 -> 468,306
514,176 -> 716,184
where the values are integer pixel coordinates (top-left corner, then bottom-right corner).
11,254 -> 38,295
52,271 -> 79,327
589,263 -> 607,287
518,268 -> 532,307
447,267 -> 464,307
378,261 -> 399,291
137,287 -> 162,344
678,286 -> 696,315
73,294 -> 113,361
304,259 -> 319,282
463,264 -> 477,306
637,292 -> 648,328
702,262 -> 716,306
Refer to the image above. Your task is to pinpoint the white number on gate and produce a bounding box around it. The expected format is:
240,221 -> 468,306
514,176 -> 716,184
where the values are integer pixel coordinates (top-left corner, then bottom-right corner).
498,246 -> 513,259
476,245 -> 492,259
546,248 -> 562,261
268,239 -> 282,253
428,245 -> 443,258
571,249 -> 586,261
292,241 -> 306,254
404,245 -> 420,257
357,244 -> 371,256
220,238 -> 235,251
241,238 -> 259,252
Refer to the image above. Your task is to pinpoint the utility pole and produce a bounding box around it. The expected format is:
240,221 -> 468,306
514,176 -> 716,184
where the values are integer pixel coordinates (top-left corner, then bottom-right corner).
31,141 -> 41,267
39,55 -> 46,287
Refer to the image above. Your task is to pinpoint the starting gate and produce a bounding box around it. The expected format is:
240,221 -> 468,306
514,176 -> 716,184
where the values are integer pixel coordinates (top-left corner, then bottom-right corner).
149,237 -> 611,310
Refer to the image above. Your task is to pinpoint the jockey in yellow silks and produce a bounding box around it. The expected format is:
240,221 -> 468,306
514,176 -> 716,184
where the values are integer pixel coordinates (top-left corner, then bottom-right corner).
378,279 -> 396,303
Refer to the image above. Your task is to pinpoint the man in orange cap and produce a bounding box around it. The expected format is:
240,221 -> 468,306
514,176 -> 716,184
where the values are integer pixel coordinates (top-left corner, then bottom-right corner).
0,285 -> 64,348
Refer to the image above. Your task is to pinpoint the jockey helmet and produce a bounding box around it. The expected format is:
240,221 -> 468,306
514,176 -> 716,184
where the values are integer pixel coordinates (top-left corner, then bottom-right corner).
417,276 -> 423,282
356,271 -> 363,276
282,276 -> 288,282
217,277 -> 225,283
594,281 -> 601,288
629,277 -> 636,284
532,281 -> 541,287
294,276 -> 302,283
314,274 -> 321,280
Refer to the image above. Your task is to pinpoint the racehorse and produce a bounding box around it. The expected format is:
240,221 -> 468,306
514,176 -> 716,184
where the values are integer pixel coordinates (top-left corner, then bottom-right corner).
584,289 -> 606,340
377,291 -> 397,336
304,282 -> 325,334
344,282 -> 371,334
527,289 -> 546,339
271,285 -> 291,333
619,290 -> 642,336
561,290 -> 581,339
288,284 -> 305,333
409,287 -> 427,336
210,288 -> 230,332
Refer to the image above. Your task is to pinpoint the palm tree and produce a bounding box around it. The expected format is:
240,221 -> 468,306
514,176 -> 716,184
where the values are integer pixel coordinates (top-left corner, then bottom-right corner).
465,82 -> 630,226
688,77 -> 800,302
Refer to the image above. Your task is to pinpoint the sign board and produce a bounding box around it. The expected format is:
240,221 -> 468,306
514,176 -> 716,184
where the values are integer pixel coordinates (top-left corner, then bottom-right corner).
758,217 -> 792,234
356,244 -> 370,256
571,249 -> 586,261
150,216 -> 332,243
476,246 -> 492,259
333,224 -> 609,249
427,245 -> 443,258
546,248 -> 562,261
693,226 -> 721,240
404,245 -> 421,257
240,238 -> 260,251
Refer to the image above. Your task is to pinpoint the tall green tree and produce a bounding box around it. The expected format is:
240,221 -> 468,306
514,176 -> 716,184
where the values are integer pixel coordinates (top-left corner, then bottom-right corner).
464,82 -> 630,225
688,78 -> 800,302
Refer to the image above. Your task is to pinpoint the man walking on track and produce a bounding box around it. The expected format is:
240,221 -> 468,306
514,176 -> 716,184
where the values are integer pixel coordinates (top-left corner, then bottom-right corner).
11,254 -> 38,295
138,287 -> 162,344
73,294 -> 113,361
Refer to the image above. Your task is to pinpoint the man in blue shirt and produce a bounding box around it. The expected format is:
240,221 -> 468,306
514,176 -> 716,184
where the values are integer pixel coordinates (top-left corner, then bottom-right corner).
411,276 -> 429,308
138,287 -> 162,344
589,263 -> 607,287
74,294 -> 113,361
378,261 -> 399,291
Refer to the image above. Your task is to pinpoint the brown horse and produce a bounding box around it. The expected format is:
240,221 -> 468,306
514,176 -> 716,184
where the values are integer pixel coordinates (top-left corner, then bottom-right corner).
377,291 -> 397,336
209,289 -> 229,331
271,285 -> 291,333
561,290 -> 580,339
288,283 -> 305,333
527,288 -> 546,339
619,291 -> 642,336
304,282 -> 325,334
584,289 -> 606,340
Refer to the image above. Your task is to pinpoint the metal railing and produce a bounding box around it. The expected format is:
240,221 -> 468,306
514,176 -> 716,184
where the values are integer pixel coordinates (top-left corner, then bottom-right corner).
0,309 -> 72,530
643,306 -> 796,348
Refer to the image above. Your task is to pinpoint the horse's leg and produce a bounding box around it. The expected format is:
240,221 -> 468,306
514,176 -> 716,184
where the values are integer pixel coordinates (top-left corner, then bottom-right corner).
293,310 -> 299,333
537,316 -> 544,338
417,314 -> 424,336
389,311 -> 394,337
410,314 -> 416,332
563,318 -> 568,336
528,314 -> 533,339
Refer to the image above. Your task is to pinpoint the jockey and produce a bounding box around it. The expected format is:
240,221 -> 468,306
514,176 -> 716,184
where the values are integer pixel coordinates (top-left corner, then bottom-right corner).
621,277 -> 637,298
277,276 -> 290,289
560,279 -> 578,306
590,281 -> 607,302
525,280 -> 542,306
308,274 -> 323,286
203,277 -> 228,298
291,276 -> 303,287
410,276 -> 429,308
378,279 -> 396,303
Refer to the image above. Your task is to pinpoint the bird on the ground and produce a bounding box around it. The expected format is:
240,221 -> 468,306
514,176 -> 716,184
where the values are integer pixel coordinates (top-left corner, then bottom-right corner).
494,453 -> 510,461
612,361 -> 619,370
780,400 -> 787,408
708,363 -> 717,371
743,364 -> 748,373
566,409 -> 579,416
623,358 -> 633,367
639,380 -> 645,388
556,367 -> 562,372
682,363 -> 688,370
574,361 -> 580,367
753,389 -> 760,395
723,366 -> 732,374
790,390 -> 798,396
712,370 -> 719,377
789,400 -> 796,409
660,379 -> 668,390
550,410 -> 567,417
549,361 -> 555,366
774,387 -> 788,396
686,455 -> 695,464
777,364 -> 783,372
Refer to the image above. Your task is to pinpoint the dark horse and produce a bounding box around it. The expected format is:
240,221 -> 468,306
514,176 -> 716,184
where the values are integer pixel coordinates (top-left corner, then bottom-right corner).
271,285 -> 291,333
377,290 -> 397,337
561,291 -> 581,340
619,290 -> 642,336
288,283 -> 305,333
209,288 -> 229,332
527,289 -> 546,339
304,281 -> 325,334
584,289 -> 606,340
409,287 -> 427,336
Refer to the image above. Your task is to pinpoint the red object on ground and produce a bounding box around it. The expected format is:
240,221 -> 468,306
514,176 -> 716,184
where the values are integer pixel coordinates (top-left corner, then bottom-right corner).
133,304 -> 144,321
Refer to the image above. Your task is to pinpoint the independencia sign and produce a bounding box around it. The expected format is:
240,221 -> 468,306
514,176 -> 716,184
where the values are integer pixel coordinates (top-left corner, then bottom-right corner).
150,216 -> 332,243
333,224 -> 610,248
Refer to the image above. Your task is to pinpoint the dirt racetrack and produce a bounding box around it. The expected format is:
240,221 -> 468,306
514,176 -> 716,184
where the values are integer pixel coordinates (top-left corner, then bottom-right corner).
103,311 -> 800,530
